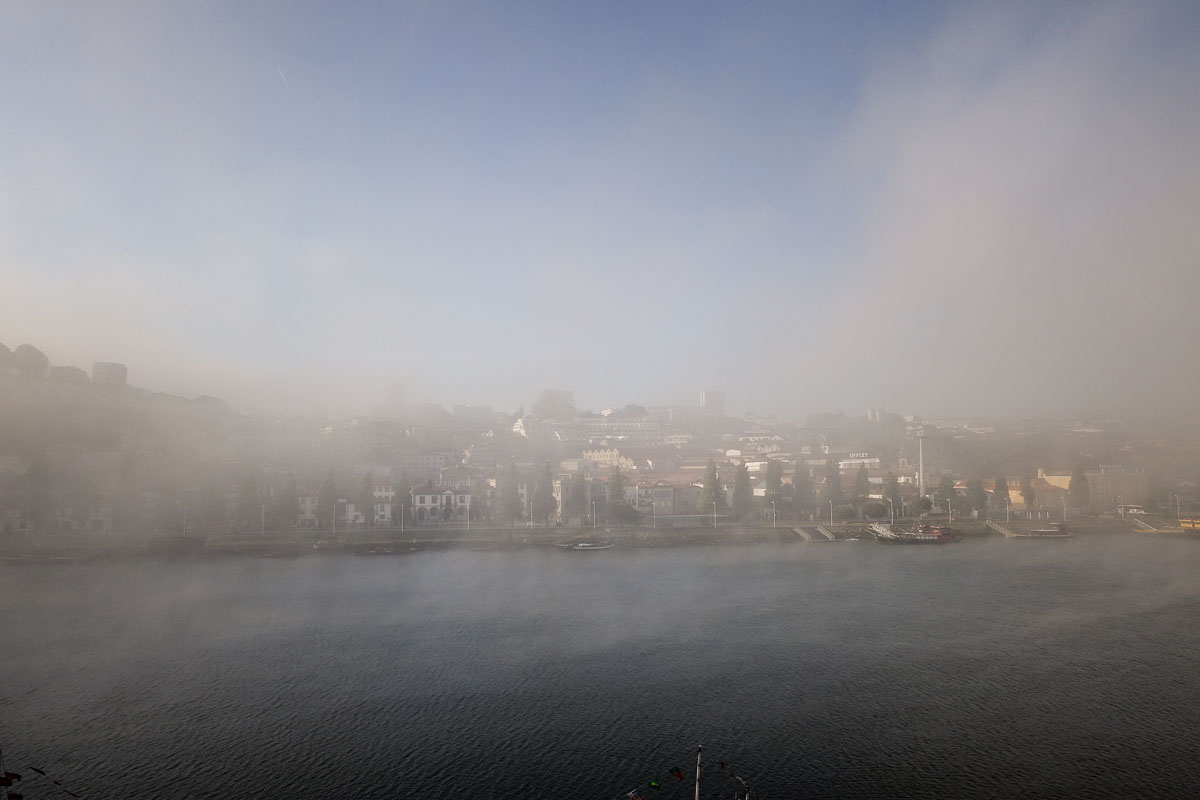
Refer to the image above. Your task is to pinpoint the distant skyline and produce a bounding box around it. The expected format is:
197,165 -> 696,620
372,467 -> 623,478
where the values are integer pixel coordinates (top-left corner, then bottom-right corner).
3,1 -> 1198,419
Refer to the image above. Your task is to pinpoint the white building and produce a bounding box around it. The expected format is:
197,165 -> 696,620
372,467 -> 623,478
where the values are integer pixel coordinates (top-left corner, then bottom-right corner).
410,488 -> 472,524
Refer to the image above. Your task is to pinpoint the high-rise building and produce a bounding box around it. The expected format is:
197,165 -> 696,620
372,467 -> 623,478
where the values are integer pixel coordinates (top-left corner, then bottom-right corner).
700,390 -> 725,417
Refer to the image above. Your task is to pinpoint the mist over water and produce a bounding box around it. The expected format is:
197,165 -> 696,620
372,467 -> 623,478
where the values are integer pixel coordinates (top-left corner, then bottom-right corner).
4,537 -> 1200,799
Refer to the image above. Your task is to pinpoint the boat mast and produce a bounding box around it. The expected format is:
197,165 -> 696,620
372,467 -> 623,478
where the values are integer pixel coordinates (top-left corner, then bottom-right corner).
694,744 -> 702,800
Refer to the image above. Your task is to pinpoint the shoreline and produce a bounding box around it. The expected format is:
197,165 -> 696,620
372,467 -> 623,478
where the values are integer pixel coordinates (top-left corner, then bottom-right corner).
0,516 -> 1159,563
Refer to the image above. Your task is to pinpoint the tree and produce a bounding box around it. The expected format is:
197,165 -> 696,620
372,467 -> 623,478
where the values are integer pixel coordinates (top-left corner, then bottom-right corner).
199,480 -> 226,532
499,464 -> 523,525
607,466 -> 627,516
993,473 -> 1010,510
607,466 -> 639,523
13,343 -> 49,379
533,462 -> 557,524
854,465 -> 870,503
966,478 -> 989,516
934,475 -> 956,512
319,469 -> 338,531
395,472 -> 413,526
764,460 -> 783,508
698,459 -> 724,514
0,341 -> 14,372
236,474 -> 260,530
911,496 -> 933,515
359,470 -> 375,529
1069,466 -> 1090,510
1020,475 -> 1036,514
823,460 -> 843,506
565,472 -> 587,522
23,455 -> 54,534
864,502 -> 888,519
884,472 -> 902,513
469,475 -> 490,524
793,466 -> 815,519
833,503 -> 857,521
531,389 -> 575,420
275,474 -> 299,530
732,463 -> 753,521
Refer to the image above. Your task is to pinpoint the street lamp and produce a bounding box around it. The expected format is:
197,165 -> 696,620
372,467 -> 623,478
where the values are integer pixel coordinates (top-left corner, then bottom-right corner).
713,501 -> 717,527
945,499 -> 951,523
887,497 -> 894,526
592,501 -> 596,530
1062,496 -> 1067,522
1005,497 -> 1010,523
772,500 -> 776,527
829,499 -> 834,527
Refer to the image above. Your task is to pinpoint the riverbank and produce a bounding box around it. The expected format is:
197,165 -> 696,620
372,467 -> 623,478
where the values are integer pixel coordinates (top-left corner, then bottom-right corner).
0,515 -> 1167,562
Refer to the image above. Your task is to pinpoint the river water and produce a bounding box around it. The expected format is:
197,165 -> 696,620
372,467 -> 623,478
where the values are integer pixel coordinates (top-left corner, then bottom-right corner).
2,535 -> 1199,799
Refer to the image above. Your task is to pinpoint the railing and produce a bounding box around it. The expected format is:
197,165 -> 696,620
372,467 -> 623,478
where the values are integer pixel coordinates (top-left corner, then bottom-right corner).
985,520 -> 1015,537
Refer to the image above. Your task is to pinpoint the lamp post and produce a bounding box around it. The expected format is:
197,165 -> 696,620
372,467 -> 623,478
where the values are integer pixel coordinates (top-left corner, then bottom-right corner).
772,500 -> 776,527
829,499 -> 834,527
1062,496 -> 1067,522
945,499 -> 951,523
713,501 -> 717,528
888,498 -> 894,526
1005,497 -> 1010,523
592,501 -> 596,531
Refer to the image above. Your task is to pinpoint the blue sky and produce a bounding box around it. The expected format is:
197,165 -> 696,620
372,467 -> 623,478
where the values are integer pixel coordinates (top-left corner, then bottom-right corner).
2,1 -> 1198,418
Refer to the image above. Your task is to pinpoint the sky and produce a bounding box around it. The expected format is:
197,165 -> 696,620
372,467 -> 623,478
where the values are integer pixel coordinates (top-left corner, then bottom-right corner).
2,1 -> 1198,419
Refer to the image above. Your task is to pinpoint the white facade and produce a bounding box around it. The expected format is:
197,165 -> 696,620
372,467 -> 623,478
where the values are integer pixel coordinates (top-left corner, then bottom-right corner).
411,489 -> 472,524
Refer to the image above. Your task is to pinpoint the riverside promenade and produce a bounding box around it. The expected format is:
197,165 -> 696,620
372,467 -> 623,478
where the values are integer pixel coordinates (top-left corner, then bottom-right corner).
0,516 -> 1149,561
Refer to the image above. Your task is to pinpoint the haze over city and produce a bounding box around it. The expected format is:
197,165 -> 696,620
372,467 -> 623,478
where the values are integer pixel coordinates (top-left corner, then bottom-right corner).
3,0 -> 1197,419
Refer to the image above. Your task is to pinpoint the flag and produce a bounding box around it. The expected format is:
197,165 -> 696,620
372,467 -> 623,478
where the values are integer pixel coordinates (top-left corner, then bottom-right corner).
670,767 -> 685,781
4,771 -> 21,780
649,779 -> 661,790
